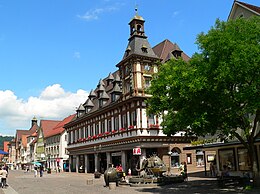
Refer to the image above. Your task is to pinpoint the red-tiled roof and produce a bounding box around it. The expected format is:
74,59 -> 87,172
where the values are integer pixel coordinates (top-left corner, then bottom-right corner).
21,134 -> 29,148
28,123 -> 38,134
153,39 -> 190,63
30,132 -> 37,137
16,130 -> 32,142
236,1 -> 260,14
40,120 -> 61,137
44,114 -> 76,138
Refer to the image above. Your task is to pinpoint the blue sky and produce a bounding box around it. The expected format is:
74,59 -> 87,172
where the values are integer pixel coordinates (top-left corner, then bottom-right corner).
0,0 -> 259,136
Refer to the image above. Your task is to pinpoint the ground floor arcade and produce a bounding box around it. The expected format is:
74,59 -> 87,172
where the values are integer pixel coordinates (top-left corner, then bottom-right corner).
67,137 -> 215,175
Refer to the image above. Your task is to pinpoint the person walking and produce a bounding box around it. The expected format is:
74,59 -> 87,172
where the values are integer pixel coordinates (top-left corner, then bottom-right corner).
0,166 -> 8,188
39,165 -> 43,177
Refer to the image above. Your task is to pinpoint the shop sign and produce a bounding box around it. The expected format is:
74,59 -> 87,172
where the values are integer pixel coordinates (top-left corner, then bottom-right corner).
133,147 -> 141,155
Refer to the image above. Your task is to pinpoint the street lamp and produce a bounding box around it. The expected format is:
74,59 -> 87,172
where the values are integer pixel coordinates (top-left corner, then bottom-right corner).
167,151 -> 172,175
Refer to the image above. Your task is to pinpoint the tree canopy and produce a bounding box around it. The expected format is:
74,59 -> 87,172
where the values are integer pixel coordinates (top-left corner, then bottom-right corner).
147,16 -> 260,145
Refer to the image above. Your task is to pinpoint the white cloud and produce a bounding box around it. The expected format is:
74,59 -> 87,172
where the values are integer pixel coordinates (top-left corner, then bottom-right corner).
0,84 -> 89,136
78,6 -> 117,21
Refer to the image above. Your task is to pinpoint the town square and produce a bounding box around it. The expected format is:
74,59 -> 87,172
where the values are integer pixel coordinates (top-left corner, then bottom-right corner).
0,0 -> 259,193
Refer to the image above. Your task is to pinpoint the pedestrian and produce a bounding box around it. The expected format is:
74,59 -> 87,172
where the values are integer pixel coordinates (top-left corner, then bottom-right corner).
34,166 -> 38,177
128,168 -> 131,176
39,165 -> 43,177
0,166 -> 8,188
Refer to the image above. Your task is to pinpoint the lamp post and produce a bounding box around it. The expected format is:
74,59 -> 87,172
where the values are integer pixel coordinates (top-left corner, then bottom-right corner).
167,151 -> 172,175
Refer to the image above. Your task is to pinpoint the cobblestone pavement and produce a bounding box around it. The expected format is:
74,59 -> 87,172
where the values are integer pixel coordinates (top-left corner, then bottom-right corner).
1,170 -> 259,194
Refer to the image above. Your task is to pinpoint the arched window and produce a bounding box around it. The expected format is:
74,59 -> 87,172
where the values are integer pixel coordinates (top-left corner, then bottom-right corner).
137,24 -> 142,31
171,147 -> 181,167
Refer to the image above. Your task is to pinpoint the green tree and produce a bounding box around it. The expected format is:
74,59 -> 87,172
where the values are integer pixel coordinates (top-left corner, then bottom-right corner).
147,17 -> 260,183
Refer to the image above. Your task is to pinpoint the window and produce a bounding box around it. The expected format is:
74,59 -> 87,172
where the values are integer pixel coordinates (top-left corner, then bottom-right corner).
144,64 -> 150,71
122,114 -> 127,128
101,121 -> 105,134
90,125 -> 93,136
99,99 -> 103,108
124,80 -> 131,93
137,24 -> 142,31
114,117 -> 119,130
81,128 -> 84,138
171,147 -> 181,167
95,124 -> 99,135
131,111 -> 136,126
219,149 -> 235,171
85,126 -> 88,138
196,150 -> 204,167
144,77 -> 152,88
148,114 -> 155,125
187,153 -> 192,164
141,47 -> 148,53
107,120 -> 112,132
238,148 -> 251,171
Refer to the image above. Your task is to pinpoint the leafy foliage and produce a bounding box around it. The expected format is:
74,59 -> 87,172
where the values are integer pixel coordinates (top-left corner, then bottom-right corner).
148,17 -> 260,164
148,17 -> 260,142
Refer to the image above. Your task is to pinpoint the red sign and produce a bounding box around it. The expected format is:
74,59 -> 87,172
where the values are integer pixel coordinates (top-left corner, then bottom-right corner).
133,147 -> 141,155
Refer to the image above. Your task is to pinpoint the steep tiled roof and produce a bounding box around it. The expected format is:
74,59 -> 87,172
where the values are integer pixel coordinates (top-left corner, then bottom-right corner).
21,134 -> 29,148
28,123 -> 38,133
153,39 -> 190,63
236,1 -> 260,14
44,114 -> 76,138
16,130 -> 32,142
122,36 -> 158,60
30,132 -> 37,137
40,120 -> 61,137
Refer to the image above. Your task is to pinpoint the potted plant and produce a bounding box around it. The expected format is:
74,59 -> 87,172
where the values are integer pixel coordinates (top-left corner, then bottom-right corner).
94,171 -> 101,178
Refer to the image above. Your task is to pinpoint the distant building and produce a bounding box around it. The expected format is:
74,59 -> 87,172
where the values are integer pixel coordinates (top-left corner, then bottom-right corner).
14,117 -> 38,169
35,120 -> 60,166
228,0 -> 260,20
44,114 -> 75,172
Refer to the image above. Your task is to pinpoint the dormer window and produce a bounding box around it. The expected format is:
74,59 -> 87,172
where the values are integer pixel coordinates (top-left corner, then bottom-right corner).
172,50 -> 182,58
141,45 -> 148,53
125,46 -> 131,57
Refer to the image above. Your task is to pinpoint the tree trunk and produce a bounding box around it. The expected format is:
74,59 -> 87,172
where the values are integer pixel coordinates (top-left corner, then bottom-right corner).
248,141 -> 260,187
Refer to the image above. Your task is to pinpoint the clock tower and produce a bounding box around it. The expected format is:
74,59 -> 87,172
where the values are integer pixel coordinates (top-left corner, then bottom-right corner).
116,10 -> 160,99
